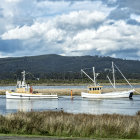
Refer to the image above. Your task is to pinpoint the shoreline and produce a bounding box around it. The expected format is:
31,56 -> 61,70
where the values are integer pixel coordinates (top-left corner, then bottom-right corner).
0,88 -> 140,95
0,82 -> 140,86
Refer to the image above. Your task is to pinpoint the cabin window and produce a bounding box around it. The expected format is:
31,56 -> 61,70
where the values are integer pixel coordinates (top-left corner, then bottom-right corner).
89,88 -> 92,91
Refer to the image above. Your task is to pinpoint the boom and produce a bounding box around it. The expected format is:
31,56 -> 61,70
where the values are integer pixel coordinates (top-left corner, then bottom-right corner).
81,69 -> 94,83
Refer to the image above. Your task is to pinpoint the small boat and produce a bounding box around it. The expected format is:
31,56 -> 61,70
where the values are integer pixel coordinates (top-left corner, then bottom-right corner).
6,71 -> 58,99
81,62 -> 135,99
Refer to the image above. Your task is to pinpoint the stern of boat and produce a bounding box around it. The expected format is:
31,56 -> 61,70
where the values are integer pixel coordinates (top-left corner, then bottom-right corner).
129,89 -> 135,99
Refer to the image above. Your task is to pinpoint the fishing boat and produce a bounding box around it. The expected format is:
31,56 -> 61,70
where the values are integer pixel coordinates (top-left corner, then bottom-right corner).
6,71 -> 58,99
81,62 -> 135,99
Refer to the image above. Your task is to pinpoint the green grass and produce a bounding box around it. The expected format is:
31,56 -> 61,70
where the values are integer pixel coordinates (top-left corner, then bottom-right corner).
0,132 -> 139,140
0,134 -> 138,140
0,111 -> 140,139
0,134 -> 139,140
0,133 -> 87,139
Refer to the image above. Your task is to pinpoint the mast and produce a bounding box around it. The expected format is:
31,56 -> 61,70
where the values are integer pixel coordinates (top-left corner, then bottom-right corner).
93,67 -> 96,86
21,71 -> 26,86
112,62 -> 116,89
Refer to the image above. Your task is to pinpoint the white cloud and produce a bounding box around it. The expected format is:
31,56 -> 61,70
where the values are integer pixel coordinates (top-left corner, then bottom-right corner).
73,29 -> 96,42
130,14 -> 140,23
1,10 -> 107,40
58,11 -> 106,26
110,53 -> 116,58
35,0 -> 114,17
62,20 -> 140,56
5,0 -> 21,2
45,28 -> 66,42
0,52 -> 10,58
1,26 -> 34,40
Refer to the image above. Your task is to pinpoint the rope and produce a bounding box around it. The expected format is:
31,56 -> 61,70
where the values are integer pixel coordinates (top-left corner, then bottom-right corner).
114,64 -> 133,89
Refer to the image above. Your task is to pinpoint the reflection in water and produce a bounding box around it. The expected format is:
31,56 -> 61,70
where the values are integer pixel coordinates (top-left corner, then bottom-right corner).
6,99 -> 58,112
6,99 -> 33,112
81,99 -> 103,114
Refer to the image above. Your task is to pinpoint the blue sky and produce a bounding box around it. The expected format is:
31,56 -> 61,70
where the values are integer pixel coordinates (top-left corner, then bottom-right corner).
0,0 -> 140,60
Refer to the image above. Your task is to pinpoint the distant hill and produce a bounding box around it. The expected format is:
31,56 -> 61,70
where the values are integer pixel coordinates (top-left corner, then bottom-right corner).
0,54 -> 140,80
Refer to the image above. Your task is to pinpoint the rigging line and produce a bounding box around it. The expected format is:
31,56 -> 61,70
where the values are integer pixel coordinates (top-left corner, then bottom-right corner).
134,90 -> 140,94
26,72 -> 39,80
107,75 -> 116,90
81,69 -> 94,83
114,64 -> 133,89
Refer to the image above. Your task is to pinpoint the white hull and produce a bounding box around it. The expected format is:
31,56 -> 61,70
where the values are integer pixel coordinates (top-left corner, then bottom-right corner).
6,91 -> 58,99
81,89 -> 134,99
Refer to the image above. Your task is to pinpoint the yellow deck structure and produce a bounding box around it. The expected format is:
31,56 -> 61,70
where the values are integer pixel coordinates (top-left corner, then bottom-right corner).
16,88 -> 26,93
11,87 -> 41,95
88,86 -> 103,94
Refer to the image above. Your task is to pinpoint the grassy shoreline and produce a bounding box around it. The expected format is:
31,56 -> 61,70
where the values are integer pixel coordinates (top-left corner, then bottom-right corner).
0,111 -> 140,139
0,134 -> 139,140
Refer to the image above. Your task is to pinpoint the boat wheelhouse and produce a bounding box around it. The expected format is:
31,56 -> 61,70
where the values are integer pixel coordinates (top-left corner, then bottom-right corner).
88,86 -> 103,94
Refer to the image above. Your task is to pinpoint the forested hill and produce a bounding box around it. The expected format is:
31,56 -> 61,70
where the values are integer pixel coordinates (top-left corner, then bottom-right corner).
0,54 -> 140,80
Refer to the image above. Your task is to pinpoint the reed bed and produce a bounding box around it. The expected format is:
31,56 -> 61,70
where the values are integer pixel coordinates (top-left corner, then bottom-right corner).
0,111 -> 140,139
0,90 -> 6,95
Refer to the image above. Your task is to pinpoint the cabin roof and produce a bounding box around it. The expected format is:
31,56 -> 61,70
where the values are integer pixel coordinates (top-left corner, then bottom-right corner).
88,86 -> 103,88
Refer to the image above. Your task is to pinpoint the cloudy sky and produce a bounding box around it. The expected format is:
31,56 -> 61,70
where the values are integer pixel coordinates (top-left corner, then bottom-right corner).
0,0 -> 140,59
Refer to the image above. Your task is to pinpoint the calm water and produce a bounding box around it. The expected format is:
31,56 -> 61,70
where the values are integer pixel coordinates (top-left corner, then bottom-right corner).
0,95 -> 140,116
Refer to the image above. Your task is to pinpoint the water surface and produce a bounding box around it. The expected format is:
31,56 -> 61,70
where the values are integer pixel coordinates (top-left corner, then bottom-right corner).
0,95 -> 140,116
